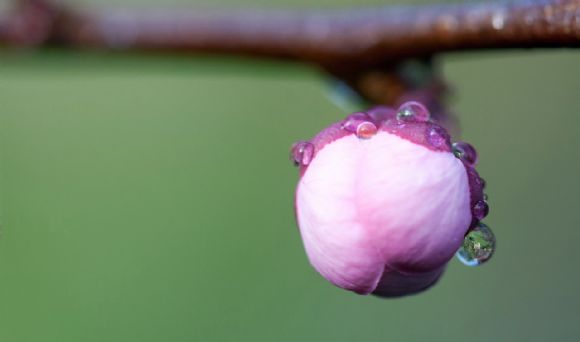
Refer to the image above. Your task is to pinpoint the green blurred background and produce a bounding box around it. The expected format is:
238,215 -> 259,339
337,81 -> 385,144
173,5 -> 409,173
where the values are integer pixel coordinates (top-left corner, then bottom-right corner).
0,0 -> 579,341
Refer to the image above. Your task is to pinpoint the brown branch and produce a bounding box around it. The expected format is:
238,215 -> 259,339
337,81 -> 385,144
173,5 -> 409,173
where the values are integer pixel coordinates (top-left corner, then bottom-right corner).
0,0 -> 578,109
2,0 -> 578,66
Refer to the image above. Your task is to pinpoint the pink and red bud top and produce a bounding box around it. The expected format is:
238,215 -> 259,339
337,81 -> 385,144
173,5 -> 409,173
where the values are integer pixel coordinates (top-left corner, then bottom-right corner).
292,102 -> 495,297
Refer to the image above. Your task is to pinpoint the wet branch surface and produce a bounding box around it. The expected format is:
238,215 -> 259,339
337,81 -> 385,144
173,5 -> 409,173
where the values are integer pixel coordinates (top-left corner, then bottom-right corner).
0,0 -> 578,107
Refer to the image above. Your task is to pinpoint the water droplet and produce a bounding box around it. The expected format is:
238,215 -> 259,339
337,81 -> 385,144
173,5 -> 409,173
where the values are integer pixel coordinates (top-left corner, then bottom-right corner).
291,141 -> 315,166
396,101 -> 430,122
356,121 -> 377,139
452,141 -> 478,166
473,200 -> 489,220
456,222 -> 496,266
341,112 -> 370,132
426,125 -> 449,149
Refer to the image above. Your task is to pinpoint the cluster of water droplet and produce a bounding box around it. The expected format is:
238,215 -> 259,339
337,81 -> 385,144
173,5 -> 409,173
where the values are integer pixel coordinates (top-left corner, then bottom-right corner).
394,102 -> 495,267
290,101 -> 496,267
450,140 -> 494,266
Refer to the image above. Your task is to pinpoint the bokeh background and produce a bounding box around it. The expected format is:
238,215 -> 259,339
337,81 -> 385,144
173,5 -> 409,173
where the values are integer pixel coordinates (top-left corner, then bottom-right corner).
0,0 -> 579,341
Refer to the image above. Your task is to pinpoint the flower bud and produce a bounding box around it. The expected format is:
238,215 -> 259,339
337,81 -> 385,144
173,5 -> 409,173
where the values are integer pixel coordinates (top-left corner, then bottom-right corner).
292,103 -> 490,297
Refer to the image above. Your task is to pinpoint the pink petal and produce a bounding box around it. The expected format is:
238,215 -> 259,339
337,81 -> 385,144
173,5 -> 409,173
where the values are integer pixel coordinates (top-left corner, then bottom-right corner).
295,131 -> 472,296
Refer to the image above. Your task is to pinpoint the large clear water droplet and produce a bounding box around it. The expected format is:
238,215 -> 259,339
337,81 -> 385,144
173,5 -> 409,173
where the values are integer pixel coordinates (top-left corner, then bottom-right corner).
396,101 -> 430,122
456,222 -> 496,267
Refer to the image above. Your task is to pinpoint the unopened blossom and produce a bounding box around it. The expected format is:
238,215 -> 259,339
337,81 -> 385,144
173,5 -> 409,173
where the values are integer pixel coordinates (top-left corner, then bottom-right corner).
291,102 -> 494,297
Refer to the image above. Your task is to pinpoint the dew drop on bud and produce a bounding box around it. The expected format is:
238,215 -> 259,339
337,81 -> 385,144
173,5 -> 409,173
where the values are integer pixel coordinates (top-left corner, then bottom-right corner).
452,141 -> 478,166
456,222 -> 496,267
473,200 -> 489,220
396,101 -> 430,122
342,112 -> 371,132
426,125 -> 449,149
291,141 -> 315,166
356,121 -> 378,139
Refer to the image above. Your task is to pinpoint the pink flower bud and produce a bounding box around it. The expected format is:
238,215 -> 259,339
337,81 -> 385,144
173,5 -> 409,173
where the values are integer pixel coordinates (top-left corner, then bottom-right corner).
292,103 -> 491,297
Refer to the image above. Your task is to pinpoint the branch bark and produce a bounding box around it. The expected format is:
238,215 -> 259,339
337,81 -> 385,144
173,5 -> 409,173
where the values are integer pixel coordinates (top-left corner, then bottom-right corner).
0,0 -> 578,107
3,0 -> 577,66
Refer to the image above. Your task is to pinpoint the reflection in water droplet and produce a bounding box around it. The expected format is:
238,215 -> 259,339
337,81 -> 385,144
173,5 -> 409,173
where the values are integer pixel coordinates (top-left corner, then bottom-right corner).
291,141 -> 315,166
452,141 -> 478,166
396,101 -> 430,122
456,222 -> 496,267
356,121 -> 377,139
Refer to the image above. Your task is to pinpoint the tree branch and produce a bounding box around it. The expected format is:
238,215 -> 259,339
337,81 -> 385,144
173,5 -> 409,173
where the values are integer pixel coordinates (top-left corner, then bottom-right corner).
2,0 -> 577,66
0,0 -> 578,109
